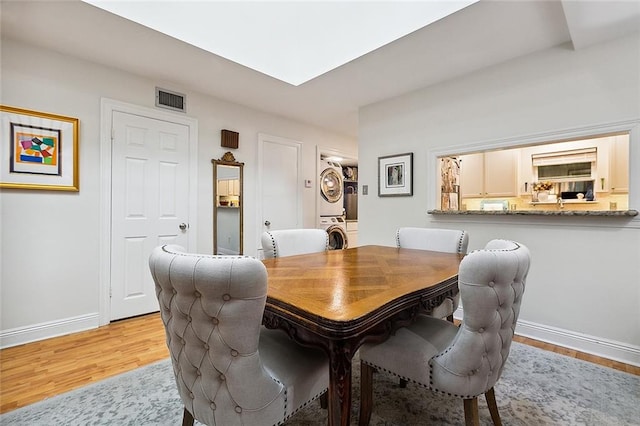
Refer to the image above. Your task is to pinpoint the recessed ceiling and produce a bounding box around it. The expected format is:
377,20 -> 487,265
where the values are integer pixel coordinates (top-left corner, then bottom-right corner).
2,1 -> 639,138
82,0 -> 478,86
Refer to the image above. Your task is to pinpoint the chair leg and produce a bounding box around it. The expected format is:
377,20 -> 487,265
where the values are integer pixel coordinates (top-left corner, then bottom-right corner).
320,392 -> 328,409
399,378 -> 408,388
358,362 -> 375,426
182,407 -> 195,426
485,387 -> 502,426
463,397 -> 480,426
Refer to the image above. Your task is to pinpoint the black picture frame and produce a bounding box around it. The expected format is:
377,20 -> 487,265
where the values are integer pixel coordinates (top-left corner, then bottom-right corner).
378,152 -> 413,197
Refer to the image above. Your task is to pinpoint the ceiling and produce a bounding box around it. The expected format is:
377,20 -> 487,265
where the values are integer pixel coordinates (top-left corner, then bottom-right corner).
2,1 -> 639,139
82,0 -> 479,86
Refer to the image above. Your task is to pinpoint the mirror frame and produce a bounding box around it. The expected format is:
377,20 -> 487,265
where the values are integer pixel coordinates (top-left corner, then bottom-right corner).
212,152 -> 244,255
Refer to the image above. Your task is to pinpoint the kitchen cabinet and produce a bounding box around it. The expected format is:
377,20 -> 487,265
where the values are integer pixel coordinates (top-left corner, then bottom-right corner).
460,150 -> 518,198
217,179 -> 240,196
217,180 -> 229,196
459,153 -> 483,198
609,135 -> 629,193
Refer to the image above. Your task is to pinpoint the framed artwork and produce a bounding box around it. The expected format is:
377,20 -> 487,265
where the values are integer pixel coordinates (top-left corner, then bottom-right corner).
0,105 -> 79,191
378,152 -> 413,197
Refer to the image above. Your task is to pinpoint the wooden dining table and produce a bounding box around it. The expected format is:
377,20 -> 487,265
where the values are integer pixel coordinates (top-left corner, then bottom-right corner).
261,245 -> 463,426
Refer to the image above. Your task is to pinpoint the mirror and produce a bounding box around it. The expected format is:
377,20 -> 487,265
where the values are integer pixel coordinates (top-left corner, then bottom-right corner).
212,152 -> 244,255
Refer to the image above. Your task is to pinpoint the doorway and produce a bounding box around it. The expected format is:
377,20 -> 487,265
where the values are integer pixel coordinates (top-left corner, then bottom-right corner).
99,99 -> 198,324
257,133 -> 303,257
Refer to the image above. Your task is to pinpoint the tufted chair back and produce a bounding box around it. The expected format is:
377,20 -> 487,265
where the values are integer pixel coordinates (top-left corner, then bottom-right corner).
261,229 -> 329,259
430,239 -> 530,397
149,245 -> 329,426
358,239 -> 531,425
396,227 -> 468,254
396,227 -> 468,321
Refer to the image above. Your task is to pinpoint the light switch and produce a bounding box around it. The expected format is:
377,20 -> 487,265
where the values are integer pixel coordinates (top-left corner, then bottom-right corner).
362,185 -> 368,195
305,179 -> 312,188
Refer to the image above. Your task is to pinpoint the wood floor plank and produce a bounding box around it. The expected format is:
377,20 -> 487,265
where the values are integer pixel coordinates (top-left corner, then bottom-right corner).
0,312 -> 637,414
0,313 -> 168,413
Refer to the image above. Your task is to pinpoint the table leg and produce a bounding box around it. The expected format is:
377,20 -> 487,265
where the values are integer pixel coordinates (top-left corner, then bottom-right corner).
327,341 -> 354,426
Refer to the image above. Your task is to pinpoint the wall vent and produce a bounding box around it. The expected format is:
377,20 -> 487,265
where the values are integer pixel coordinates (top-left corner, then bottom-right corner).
155,87 -> 186,112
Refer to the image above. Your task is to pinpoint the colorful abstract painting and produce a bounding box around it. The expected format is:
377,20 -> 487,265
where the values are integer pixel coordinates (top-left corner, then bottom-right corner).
1,105 -> 78,191
11,124 -> 61,176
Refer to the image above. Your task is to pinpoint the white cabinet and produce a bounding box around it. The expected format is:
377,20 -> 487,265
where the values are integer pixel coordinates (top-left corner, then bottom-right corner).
609,135 -> 629,193
217,179 -> 240,196
231,179 -> 240,196
460,150 -> 518,198
460,153 -> 484,198
346,221 -> 358,248
217,180 -> 229,196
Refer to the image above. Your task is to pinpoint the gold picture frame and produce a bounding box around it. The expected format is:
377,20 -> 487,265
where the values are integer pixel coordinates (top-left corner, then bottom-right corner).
1,105 -> 79,191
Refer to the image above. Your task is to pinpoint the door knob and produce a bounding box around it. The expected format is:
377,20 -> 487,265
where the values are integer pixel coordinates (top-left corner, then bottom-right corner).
179,223 -> 188,231
264,220 -> 271,226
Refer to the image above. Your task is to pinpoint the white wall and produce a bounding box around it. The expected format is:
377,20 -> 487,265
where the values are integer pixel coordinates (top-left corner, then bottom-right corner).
0,39 -> 355,345
358,34 -> 640,364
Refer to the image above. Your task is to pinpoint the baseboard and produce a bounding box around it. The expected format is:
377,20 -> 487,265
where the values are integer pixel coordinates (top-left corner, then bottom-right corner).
3,311 -> 638,367
515,319 -> 640,367
0,313 -> 100,349
454,310 -> 640,367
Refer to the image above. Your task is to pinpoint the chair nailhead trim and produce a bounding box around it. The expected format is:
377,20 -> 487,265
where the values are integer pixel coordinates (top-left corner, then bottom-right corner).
364,359 -> 479,400
155,246 -> 332,426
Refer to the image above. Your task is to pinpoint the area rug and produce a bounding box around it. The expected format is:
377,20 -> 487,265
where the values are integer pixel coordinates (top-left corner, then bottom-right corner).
2,342 -> 638,425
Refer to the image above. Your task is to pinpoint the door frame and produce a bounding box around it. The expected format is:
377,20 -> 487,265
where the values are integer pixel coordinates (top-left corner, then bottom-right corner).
98,98 -> 198,326
317,145 -> 357,226
256,133 -> 303,256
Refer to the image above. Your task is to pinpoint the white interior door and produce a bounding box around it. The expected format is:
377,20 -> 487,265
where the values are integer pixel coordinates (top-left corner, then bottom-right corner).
258,134 -> 302,251
110,111 -> 190,320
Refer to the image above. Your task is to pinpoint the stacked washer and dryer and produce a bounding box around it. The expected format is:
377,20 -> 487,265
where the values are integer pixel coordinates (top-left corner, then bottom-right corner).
318,159 -> 348,249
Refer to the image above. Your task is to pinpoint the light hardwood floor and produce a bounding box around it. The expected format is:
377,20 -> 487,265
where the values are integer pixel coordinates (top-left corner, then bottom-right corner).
1,312 -> 638,414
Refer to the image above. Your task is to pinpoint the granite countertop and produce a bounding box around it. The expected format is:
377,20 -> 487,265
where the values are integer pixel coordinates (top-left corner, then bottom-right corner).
428,209 -> 639,217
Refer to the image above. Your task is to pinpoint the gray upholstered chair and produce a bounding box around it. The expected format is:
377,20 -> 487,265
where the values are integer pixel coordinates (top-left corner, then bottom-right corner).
149,245 -> 329,426
396,227 -> 469,321
358,239 -> 531,426
261,229 -> 329,259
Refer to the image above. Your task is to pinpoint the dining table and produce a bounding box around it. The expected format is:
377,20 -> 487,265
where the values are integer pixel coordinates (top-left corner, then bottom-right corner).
261,245 -> 463,426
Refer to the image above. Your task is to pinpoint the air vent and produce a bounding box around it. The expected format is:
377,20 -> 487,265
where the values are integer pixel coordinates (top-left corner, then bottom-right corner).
155,87 -> 186,112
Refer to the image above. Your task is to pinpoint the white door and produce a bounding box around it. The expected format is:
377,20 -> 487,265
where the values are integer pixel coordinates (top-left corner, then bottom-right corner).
258,134 -> 303,249
110,111 -> 190,320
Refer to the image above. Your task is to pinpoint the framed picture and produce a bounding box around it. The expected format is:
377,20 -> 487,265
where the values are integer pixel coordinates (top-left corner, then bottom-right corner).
378,152 -> 413,197
1,105 -> 79,191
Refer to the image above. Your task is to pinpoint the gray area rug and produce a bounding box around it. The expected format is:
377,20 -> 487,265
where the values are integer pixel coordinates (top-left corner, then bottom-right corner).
2,342 -> 638,425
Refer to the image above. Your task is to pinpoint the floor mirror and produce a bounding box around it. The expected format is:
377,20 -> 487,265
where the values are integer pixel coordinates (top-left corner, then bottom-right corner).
212,152 -> 243,255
